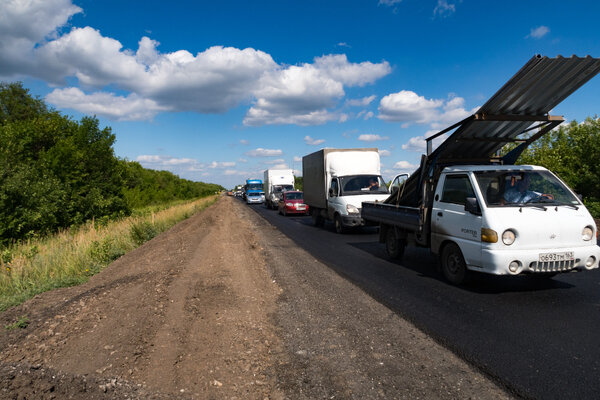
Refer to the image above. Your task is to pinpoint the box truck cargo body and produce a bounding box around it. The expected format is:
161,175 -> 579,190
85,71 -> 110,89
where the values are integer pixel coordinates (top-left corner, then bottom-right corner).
302,148 -> 389,233
264,169 -> 295,209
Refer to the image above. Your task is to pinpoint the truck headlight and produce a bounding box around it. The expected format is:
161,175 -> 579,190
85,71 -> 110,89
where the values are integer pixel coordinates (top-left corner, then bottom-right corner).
502,230 -> 516,245
582,226 -> 594,241
346,204 -> 359,214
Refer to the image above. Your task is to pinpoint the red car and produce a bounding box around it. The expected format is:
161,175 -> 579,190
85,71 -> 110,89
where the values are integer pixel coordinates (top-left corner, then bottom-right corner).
278,191 -> 309,216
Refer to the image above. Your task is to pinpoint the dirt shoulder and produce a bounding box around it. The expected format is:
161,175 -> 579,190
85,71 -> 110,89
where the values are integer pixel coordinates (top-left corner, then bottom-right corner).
0,196 -> 512,399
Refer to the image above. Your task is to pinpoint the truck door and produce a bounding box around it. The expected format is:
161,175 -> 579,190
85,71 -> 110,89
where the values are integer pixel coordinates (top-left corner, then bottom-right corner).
327,178 -> 341,219
432,174 -> 482,266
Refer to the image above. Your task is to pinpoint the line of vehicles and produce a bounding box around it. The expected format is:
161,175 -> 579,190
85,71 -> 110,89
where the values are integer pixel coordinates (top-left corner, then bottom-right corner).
237,55 -> 600,285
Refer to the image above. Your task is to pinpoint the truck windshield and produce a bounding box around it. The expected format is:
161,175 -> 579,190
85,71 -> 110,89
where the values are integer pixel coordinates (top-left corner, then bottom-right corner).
247,183 -> 262,191
273,185 -> 294,193
474,170 -> 580,207
339,175 -> 389,195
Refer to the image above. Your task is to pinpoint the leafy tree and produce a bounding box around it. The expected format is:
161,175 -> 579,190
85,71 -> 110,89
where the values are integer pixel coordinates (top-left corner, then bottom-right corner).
509,117 -> 600,217
294,176 -> 303,191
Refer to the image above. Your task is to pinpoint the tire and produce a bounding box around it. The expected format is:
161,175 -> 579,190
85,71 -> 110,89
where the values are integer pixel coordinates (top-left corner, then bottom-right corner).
440,243 -> 468,285
385,227 -> 406,260
312,210 -> 324,227
334,214 -> 346,234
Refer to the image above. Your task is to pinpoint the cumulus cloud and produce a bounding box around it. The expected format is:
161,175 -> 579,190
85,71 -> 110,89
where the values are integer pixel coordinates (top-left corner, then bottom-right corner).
293,156 -> 302,162
263,158 -> 286,165
0,0 -> 82,77
527,26 -> 550,39
245,148 -> 283,157
378,90 -> 443,124
358,134 -> 389,142
379,149 -> 391,157
46,87 -> 170,121
244,55 -> 390,126
1,1 -> 392,125
393,160 -> 419,169
304,136 -> 326,146
239,139 -> 249,145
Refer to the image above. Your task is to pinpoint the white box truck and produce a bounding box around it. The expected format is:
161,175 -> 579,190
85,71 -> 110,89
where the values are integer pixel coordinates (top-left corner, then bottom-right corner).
303,148 -> 390,233
362,55 -> 600,285
263,169 -> 295,209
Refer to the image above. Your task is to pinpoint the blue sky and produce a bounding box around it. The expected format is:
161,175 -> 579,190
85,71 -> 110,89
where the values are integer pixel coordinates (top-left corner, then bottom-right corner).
1,0 -> 599,188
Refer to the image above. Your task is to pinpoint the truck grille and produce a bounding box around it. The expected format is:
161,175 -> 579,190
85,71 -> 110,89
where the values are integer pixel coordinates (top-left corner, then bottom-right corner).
529,259 -> 577,273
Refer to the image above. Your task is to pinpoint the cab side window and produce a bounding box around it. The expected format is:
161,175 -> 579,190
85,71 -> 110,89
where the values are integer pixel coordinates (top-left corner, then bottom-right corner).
330,179 -> 338,196
441,175 -> 475,205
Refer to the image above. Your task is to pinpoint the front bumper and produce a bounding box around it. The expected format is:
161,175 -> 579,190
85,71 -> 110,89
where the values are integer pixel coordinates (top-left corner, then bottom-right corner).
476,244 -> 600,275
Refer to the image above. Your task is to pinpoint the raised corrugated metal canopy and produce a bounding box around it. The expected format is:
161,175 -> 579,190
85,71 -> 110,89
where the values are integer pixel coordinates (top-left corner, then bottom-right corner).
428,55 -> 600,164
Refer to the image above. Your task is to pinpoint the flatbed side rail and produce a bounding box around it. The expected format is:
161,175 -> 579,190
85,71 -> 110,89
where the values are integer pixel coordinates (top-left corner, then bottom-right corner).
362,202 -> 421,232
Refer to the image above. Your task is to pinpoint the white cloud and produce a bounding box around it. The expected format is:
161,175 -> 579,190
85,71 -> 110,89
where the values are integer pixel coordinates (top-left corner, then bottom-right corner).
1,1 -> 392,126
238,158 -> 248,163
527,26 -> 550,39
263,158 -> 286,165
245,148 -> 283,157
379,0 -> 402,6
0,0 -> 82,77
379,149 -> 391,157
393,161 -> 418,169
243,55 -> 390,126
293,156 -> 302,162
304,136 -> 326,146
208,161 -> 236,168
402,129 -> 449,153
358,134 -> 389,142
433,0 -> 457,18
336,42 -> 351,48
378,91 -> 443,124
357,110 -> 375,120
136,155 -> 204,175
46,87 -> 170,121
239,139 -> 249,145
346,95 -> 376,107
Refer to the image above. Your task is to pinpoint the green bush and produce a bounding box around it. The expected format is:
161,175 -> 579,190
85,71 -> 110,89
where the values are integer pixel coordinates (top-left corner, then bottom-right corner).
130,221 -> 159,245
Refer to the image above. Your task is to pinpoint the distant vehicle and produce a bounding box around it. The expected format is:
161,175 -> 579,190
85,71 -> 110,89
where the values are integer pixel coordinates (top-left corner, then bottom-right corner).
246,191 -> 265,204
361,55 -> 600,285
264,169 -> 295,209
302,148 -> 390,233
278,191 -> 309,216
244,179 -> 263,202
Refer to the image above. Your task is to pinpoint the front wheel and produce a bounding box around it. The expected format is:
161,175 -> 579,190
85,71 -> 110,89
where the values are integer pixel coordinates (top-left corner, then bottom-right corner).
440,243 -> 468,285
334,214 -> 346,234
385,228 -> 406,260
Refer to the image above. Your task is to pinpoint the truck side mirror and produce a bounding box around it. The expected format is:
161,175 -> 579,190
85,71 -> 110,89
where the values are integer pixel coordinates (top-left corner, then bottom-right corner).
464,197 -> 481,215
329,188 -> 335,197
577,193 -> 583,201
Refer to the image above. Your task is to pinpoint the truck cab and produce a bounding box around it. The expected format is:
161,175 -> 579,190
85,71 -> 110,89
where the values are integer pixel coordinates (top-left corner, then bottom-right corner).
431,165 -> 599,283
327,174 -> 390,232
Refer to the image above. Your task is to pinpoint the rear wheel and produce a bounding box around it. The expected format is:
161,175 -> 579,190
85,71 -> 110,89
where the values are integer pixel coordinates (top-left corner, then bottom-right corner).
441,243 -> 468,285
311,209 -> 324,227
334,214 -> 346,234
385,228 -> 406,259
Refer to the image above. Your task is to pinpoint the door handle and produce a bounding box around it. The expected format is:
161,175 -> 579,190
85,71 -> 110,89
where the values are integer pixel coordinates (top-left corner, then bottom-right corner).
437,212 -> 443,217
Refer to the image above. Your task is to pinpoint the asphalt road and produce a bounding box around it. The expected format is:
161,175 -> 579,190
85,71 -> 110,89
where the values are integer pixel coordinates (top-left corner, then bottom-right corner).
247,200 -> 600,400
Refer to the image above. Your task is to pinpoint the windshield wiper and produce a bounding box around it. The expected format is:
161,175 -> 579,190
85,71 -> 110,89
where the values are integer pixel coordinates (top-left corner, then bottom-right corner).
535,198 -> 579,210
514,203 -> 547,211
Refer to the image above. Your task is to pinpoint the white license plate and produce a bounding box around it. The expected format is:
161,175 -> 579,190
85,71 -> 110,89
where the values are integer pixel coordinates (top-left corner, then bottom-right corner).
296,205 -> 305,210
539,251 -> 574,262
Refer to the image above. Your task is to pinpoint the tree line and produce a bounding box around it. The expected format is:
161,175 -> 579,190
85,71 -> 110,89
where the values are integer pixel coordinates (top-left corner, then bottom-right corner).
0,82 -> 222,245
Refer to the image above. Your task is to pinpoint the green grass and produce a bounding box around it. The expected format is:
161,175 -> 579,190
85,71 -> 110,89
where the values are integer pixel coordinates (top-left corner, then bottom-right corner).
0,196 -> 218,312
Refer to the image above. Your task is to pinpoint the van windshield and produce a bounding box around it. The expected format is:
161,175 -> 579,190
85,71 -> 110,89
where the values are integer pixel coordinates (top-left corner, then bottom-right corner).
474,170 -> 580,207
273,185 -> 294,193
339,175 -> 389,195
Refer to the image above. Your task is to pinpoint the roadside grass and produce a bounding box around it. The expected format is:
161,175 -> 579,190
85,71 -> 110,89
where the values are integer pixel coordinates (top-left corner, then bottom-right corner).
0,196 -> 218,312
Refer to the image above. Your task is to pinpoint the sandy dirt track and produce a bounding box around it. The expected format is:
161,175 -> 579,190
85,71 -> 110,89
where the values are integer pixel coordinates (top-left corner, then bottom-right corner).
0,196 -> 512,399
